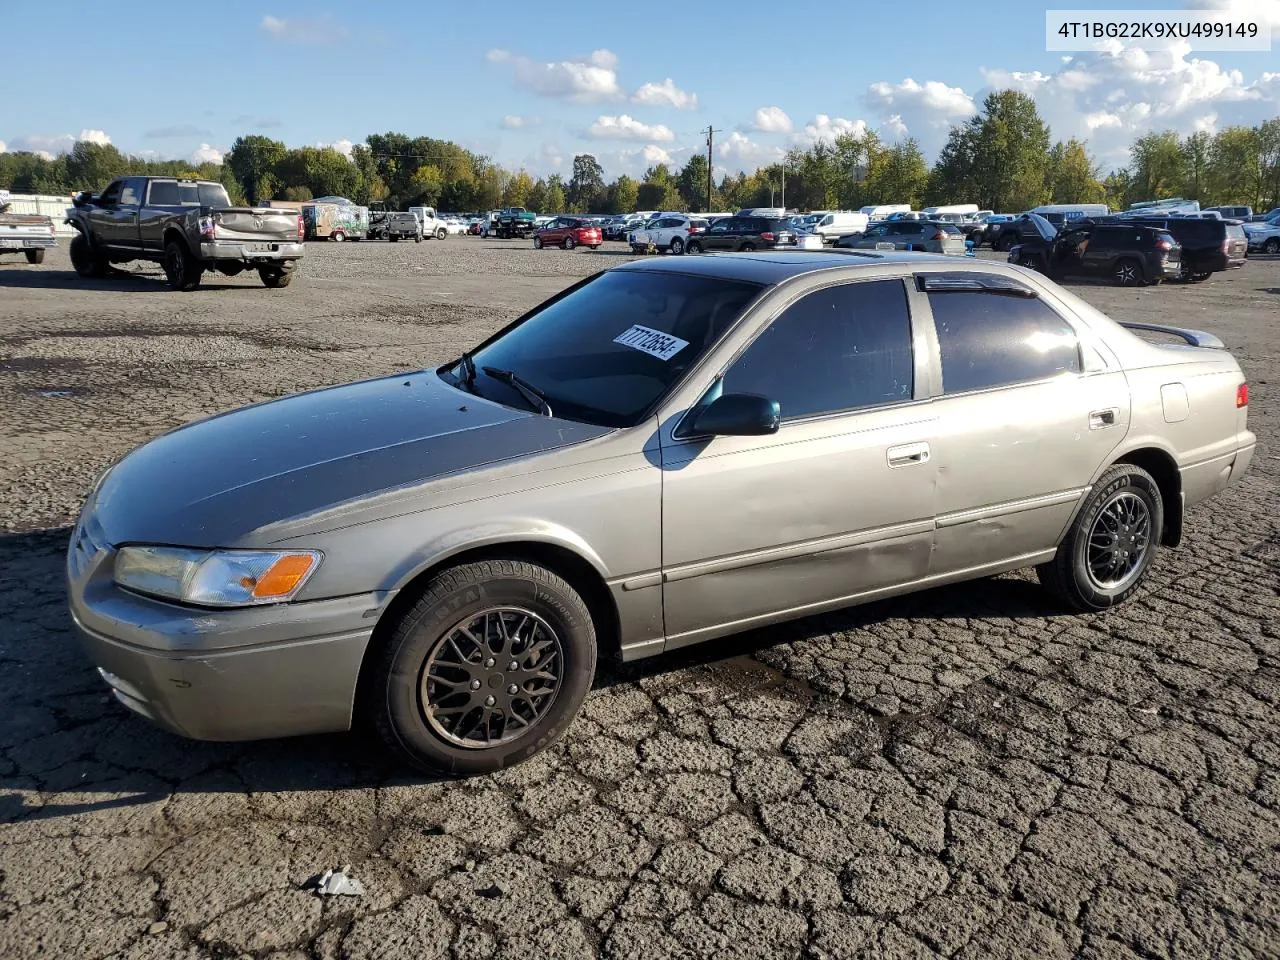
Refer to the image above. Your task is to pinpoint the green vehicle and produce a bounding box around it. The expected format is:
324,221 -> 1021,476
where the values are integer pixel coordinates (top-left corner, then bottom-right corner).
489,206 -> 537,239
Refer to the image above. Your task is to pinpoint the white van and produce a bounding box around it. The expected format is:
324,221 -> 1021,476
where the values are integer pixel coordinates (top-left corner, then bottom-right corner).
812,211 -> 869,241
860,204 -> 912,219
1029,203 -> 1110,222
922,203 -> 980,216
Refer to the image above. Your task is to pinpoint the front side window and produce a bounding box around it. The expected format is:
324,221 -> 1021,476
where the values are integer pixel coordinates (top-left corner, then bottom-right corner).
930,289 -> 1081,394
718,279 -> 914,420
454,271 -> 762,427
119,179 -> 144,206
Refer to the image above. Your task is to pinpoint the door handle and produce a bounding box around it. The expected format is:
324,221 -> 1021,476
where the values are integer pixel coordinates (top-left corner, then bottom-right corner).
887,441 -> 930,467
1089,408 -> 1119,429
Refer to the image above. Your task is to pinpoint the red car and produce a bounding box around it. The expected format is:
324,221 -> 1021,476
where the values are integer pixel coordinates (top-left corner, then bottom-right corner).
533,217 -> 602,250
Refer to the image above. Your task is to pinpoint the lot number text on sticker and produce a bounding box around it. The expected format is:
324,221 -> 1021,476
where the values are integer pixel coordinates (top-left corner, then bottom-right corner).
613,325 -> 690,361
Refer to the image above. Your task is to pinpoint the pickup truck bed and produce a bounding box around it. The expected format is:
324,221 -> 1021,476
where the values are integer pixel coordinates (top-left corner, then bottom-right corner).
0,210 -> 57,264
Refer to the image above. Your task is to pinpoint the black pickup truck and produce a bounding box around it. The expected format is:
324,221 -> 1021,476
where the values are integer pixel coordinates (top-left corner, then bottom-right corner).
66,177 -> 305,290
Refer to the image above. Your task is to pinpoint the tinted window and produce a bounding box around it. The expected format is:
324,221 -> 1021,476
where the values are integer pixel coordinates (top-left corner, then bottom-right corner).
148,181 -> 179,205
462,271 -> 762,428
897,223 -> 924,236
720,280 -> 914,419
98,181 -> 122,204
930,291 -> 1081,394
708,220 -> 731,233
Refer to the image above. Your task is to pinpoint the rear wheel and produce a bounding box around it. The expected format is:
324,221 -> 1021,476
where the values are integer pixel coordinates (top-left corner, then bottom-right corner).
69,233 -> 107,278
25,249 -> 45,265
1112,257 -> 1144,287
258,265 -> 294,288
1016,254 -> 1040,271
367,559 -> 598,776
740,242 -> 756,252
415,234 -> 422,243
331,231 -> 346,242
687,240 -> 703,254
1037,463 -> 1162,611
563,236 -> 576,250
669,236 -> 685,255
163,240 -> 201,291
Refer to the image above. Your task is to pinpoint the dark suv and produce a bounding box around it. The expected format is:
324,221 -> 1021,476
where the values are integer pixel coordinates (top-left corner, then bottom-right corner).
1101,215 -> 1247,280
1008,218 -> 1181,287
691,216 -> 796,253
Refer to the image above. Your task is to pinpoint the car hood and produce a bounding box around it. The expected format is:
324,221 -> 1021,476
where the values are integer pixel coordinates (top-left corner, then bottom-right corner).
89,371 -> 611,547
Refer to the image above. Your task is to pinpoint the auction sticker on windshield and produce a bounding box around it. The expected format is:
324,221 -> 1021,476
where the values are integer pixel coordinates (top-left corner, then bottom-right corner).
613,325 -> 689,361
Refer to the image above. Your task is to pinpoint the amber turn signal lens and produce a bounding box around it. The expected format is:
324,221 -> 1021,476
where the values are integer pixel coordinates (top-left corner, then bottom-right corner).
251,554 -> 318,598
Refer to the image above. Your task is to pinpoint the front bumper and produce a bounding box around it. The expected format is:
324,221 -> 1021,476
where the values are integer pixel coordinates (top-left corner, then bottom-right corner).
67,523 -> 382,741
200,240 -> 304,263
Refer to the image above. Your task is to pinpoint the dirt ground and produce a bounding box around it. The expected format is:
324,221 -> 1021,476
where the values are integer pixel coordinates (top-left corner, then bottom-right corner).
1,239 -> 1277,959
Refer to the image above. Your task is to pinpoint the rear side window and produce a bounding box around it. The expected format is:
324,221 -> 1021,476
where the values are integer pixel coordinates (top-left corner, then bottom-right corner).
721,279 -> 914,419
148,181 -> 179,205
1226,224 -> 1245,240
930,290 -> 1081,394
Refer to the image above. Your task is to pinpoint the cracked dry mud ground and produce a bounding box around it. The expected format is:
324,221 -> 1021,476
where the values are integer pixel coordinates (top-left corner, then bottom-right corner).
1,242 -> 1277,959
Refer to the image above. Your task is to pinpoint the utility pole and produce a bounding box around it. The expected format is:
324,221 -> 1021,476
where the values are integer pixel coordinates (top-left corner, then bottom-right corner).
705,125 -> 714,213
781,166 -> 786,210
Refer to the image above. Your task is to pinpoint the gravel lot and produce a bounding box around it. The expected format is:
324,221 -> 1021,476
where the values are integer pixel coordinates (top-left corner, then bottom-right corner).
1,238 -> 1277,959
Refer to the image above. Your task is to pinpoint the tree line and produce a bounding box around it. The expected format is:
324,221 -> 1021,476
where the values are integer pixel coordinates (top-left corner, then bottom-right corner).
2,92 -> 1277,214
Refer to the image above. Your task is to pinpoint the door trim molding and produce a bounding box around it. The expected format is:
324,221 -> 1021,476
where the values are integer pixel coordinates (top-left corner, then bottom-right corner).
936,487 -> 1087,528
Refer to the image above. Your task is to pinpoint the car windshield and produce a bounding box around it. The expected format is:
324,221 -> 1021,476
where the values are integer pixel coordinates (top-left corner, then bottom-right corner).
448,270 -> 763,428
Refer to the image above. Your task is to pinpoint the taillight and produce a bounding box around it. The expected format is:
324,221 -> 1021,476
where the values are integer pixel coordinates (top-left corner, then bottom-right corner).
297,215 -> 305,240
1156,238 -> 1173,250
932,231 -> 946,240
1237,382 -> 1248,408
1222,237 -> 1231,254
199,215 -> 216,240
761,231 -> 775,241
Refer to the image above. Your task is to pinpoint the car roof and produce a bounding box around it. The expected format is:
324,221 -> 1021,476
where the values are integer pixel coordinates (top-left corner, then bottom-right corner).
612,249 -> 960,285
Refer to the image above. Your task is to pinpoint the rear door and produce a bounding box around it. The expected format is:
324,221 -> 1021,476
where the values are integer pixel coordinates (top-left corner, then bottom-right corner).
140,179 -> 178,252
701,218 -> 737,251
914,271 -> 1130,574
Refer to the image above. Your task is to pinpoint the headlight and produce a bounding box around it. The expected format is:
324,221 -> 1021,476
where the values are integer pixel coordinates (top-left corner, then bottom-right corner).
113,546 -> 321,607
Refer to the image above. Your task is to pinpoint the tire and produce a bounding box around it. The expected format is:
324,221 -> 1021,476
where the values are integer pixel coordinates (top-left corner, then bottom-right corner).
1036,463 -> 1163,612
533,236 -> 543,249
25,249 -> 46,265
687,240 -> 702,254
332,231 -> 346,242
163,239 -> 201,291
740,242 -> 756,252
590,245 -> 600,250
1190,272 -> 1210,282
563,236 -> 576,250
69,233 -> 106,278
258,265 -> 294,288
367,559 -> 598,776
1264,238 -> 1280,255
436,228 -> 447,240
1016,254 -> 1040,272
669,236 -> 685,255
1112,257 -> 1144,287
415,234 -> 422,243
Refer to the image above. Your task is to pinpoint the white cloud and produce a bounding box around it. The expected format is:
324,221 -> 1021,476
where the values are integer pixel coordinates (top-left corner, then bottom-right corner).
0,141 -> 6,154
641,144 -> 673,166
864,78 -> 977,154
315,138 -> 354,157
716,131 -> 786,171
586,114 -> 675,142
1197,0 -> 1280,39
260,14 -> 347,44
5,129 -> 113,156
501,115 -> 541,130
487,48 -> 623,103
752,106 -> 793,133
632,78 -> 698,110
795,114 -> 870,146
189,143 -> 224,164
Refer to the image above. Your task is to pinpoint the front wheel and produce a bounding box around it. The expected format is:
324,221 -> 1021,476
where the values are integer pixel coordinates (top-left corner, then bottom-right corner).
25,249 -> 46,265
740,242 -> 756,252
1036,463 -> 1162,612
687,240 -> 703,254
367,560 -> 598,776
69,233 -> 107,278
669,237 -> 685,255
436,228 -> 447,240
1016,254 -> 1040,272
533,236 -> 543,249
163,240 -> 201,291
331,231 -> 346,242
1263,238 -> 1280,255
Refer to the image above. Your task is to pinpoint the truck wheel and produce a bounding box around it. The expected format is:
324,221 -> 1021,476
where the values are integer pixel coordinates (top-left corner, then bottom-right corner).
366,559 -> 597,776
70,233 -> 107,278
436,228 -> 447,240
415,234 -> 422,243
259,265 -> 294,288
332,231 -> 346,242
163,240 -> 202,291
25,249 -> 46,265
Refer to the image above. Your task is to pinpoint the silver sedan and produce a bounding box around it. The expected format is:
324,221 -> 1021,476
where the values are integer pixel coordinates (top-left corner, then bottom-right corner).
68,251 -> 1256,775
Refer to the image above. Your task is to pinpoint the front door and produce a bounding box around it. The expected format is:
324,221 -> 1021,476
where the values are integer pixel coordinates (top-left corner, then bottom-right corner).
701,218 -> 739,252
659,277 -> 937,649
88,180 -> 123,248
916,273 -> 1130,574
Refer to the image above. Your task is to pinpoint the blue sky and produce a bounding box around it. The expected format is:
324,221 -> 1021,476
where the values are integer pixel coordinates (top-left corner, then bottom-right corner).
2,1 -> 1276,179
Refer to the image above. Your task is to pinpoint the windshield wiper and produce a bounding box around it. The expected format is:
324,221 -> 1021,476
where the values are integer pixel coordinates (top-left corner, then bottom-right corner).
481,366 -> 553,417
448,351 -> 477,391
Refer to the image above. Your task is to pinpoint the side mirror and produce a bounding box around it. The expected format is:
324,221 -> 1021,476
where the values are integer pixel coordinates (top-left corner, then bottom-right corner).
690,393 -> 781,437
